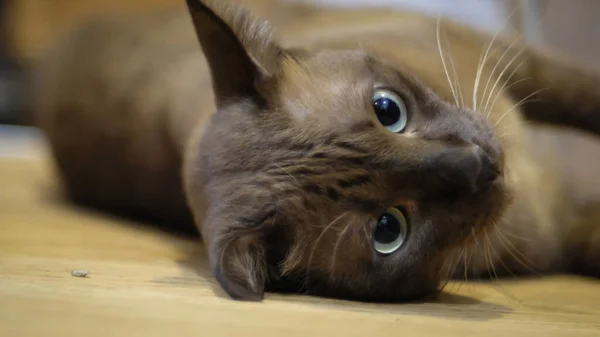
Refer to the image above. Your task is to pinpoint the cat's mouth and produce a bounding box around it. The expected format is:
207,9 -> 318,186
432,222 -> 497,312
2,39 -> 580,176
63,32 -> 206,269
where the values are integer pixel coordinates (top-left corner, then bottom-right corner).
433,172 -> 510,275
466,174 -> 509,238
473,173 -> 509,228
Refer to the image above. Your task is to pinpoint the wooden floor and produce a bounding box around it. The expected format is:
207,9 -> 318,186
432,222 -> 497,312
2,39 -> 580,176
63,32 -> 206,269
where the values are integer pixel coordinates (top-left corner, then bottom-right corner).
1,126 -> 599,337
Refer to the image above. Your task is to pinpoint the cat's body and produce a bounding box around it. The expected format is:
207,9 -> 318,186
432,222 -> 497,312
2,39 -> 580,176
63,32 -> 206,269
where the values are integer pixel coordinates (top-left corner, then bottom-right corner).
32,0 -> 600,301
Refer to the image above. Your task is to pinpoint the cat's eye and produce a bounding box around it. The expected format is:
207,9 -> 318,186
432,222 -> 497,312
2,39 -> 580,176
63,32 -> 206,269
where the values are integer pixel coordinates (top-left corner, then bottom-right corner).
373,207 -> 409,255
372,89 -> 408,133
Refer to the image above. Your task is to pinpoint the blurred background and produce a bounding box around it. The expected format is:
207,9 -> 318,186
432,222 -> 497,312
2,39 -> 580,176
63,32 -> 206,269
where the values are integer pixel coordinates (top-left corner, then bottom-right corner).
0,0 -> 599,127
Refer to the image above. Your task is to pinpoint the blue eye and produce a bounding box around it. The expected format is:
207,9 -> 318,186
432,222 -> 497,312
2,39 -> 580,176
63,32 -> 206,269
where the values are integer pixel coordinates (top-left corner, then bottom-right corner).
373,207 -> 409,255
372,89 -> 408,133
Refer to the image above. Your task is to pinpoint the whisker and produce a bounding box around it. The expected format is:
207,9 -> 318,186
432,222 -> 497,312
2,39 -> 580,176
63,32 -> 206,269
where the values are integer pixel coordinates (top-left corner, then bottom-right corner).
484,227 -> 526,304
483,229 -> 500,281
496,225 -> 534,242
473,46 -> 486,111
480,36 -> 525,115
495,229 -> 543,275
472,5 -> 522,110
497,131 -> 515,139
453,254 -> 468,295
463,245 -> 470,283
494,88 -> 548,127
362,221 -> 370,247
437,252 -> 455,292
485,226 -> 517,278
486,74 -> 531,119
329,217 -> 355,280
437,246 -> 462,292
305,212 -> 349,286
449,247 -> 467,294
443,28 -> 464,107
435,255 -> 448,288
480,15 -> 543,117
471,227 -> 480,247
436,16 -> 459,107
310,225 -> 343,233
443,250 -> 459,294
482,235 -> 494,283
483,53 -> 527,117
462,244 -> 478,298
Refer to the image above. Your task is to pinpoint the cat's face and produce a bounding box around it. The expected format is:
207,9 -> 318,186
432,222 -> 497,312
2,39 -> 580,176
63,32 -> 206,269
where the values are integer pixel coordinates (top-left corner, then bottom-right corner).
184,0 -> 508,302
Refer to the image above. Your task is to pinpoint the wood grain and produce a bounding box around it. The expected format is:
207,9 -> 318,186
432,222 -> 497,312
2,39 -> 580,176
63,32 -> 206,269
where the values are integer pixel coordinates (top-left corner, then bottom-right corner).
0,128 -> 599,337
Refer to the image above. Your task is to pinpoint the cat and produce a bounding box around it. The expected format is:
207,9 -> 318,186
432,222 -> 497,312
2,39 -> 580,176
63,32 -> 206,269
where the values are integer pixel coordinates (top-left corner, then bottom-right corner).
30,0 -> 600,302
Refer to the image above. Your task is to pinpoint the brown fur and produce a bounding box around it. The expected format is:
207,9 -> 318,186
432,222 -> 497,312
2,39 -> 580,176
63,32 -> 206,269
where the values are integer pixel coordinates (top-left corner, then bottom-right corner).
31,0 -> 600,302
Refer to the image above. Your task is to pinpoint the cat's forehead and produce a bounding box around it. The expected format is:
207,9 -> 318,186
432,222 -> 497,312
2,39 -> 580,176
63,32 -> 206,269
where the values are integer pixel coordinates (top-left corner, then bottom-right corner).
281,49 -> 425,88
275,49 -> 430,123
275,50 -> 372,122
280,50 -> 373,89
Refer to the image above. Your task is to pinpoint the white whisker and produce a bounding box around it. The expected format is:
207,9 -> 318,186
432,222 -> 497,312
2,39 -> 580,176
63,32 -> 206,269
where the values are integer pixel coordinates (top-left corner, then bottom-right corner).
305,212 -> 349,286
497,131 -> 515,140
443,29 -> 464,107
436,16 -> 459,106
362,221 -> 370,247
486,74 -> 531,118
330,217 -> 355,279
485,227 -> 527,304
485,226 -> 518,278
449,247 -> 467,294
463,245 -> 470,282
472,5 -> 522,111
471,227 -> 480,246
480,36 -> 524,115
437,251 -> 456,291
484,229 -> 499,281
496,225 -> 534,242
483,47 -> 528,117
495,229 -> 542,274
494,88 -> 548,127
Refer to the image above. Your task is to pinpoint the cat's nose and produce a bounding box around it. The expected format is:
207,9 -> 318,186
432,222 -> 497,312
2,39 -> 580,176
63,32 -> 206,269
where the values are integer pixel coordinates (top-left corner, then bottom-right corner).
434,145 -> 500,195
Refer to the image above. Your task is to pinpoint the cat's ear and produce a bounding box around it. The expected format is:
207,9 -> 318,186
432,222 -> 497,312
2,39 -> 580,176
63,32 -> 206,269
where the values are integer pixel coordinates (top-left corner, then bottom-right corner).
185,0 -> 284,105
207,216 -> 268,301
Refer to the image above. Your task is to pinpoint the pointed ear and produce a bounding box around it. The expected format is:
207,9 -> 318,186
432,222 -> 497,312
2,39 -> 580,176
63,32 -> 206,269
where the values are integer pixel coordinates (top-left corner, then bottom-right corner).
185,0 -> 284,105
209,226 -> 268,301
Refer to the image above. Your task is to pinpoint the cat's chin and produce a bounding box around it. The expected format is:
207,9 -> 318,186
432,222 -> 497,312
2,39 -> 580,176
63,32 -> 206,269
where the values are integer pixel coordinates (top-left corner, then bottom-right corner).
433,173 -> 508,250
443,174 -> 510,254
471,177 -> 509,237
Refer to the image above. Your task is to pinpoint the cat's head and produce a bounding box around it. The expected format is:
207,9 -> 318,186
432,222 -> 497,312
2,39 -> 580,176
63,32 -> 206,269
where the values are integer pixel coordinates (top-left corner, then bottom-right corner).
183,0 -> 509,302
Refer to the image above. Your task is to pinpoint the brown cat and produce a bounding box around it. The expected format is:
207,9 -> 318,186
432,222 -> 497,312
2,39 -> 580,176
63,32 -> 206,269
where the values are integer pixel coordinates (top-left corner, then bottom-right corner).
31,0 -> 600,302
